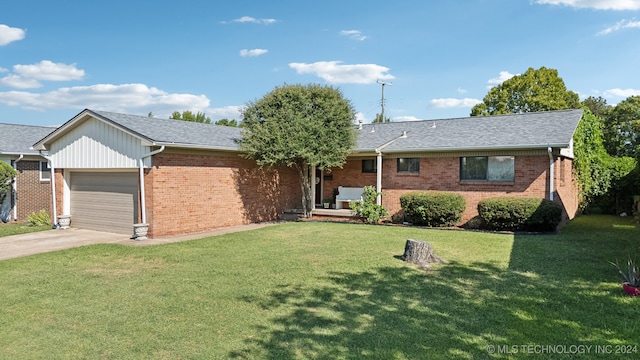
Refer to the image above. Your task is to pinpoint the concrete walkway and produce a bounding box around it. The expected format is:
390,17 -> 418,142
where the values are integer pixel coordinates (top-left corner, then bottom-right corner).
0,222 -> 280,261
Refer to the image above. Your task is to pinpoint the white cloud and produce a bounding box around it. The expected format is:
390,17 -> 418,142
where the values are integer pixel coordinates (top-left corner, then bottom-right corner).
597,19 -> 640,35
205,105 -> 243,120
14,60 -> 85,81
603,88 -> 640,97
430,98 -> 481,109
457,88 -> 467,94
340,30 -> 367,41
0,83 -> 211,114
534,0 -> 640,10
487,71 -> 516,86
226,16 -> 278,25
0,60 -> 85,89
240,48 -> 268,57
0,24 -> 25,46
0,74 -> 42,89
289,61 -> 394,84
393,115 -> 421,122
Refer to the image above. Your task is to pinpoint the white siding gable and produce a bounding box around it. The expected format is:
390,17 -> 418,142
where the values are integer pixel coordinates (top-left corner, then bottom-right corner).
49,118 -> 151,168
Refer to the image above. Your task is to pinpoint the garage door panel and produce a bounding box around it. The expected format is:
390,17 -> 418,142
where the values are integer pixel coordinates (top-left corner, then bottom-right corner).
70,172 -> 138,235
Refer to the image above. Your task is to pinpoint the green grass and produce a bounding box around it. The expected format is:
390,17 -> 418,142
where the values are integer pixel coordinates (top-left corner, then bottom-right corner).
0,223 -> 50,237
0,215 -> 639,359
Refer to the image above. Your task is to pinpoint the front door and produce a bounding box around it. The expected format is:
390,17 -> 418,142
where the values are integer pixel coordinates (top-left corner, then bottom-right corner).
315,169 -> 322,205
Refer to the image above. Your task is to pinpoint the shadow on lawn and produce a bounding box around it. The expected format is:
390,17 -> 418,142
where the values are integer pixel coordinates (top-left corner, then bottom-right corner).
231,261 -> 633,359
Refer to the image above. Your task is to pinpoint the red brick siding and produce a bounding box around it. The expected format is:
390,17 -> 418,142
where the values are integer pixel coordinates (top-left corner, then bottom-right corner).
554,157 -> 579,221
325,155 -> 579,225
53,169 -> 64,223
13,161 -> 52,221
146,152 -> 301,238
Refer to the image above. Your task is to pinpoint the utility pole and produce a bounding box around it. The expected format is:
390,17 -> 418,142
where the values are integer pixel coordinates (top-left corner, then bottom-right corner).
377,79 -> 392,122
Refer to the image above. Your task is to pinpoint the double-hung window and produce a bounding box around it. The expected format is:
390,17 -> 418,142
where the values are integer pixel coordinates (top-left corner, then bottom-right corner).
460,156 -> 514,182
40,161 -> 51,182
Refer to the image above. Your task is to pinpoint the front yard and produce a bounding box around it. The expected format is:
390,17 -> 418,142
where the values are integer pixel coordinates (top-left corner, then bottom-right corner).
0,215 -> 638,359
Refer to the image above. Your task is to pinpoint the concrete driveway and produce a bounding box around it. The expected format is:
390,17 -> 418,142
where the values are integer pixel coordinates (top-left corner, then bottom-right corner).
0,222 -> 280,261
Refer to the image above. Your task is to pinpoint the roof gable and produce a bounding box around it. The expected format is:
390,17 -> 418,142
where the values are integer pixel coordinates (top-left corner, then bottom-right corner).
34,109 -> 243,151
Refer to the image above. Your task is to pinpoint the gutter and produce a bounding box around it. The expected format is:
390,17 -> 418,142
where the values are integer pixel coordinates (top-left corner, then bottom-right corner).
374,131 -> 408,204
12,154 -> 24,221
138,146 -> 165,226
38,152 -> 57,226
548,147 -> 554,201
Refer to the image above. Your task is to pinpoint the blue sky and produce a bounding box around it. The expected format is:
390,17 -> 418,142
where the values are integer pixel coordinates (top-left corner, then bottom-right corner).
1,0 -> 639,127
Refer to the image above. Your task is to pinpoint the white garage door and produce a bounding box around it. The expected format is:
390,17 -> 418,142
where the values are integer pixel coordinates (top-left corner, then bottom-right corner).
70,172 -> 138,235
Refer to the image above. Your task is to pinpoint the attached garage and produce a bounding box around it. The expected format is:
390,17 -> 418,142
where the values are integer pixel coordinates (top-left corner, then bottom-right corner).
70,172 -> 138,235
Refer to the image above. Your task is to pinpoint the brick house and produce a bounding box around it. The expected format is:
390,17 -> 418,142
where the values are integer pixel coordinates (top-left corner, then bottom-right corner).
33,108 -> 582,238
314,109 -> 583,224
0,123 -> 56,222
33,109 -> 301,238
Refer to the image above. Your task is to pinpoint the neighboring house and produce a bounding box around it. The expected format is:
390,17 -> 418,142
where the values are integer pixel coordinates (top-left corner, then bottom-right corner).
33,108 -> 582,238
316,109 -> 583,224
0,123 -> 56,222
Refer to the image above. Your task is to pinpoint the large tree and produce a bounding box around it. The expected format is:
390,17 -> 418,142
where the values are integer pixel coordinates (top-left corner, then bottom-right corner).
471,67 -> 580,116
170,110 -> 212,124
240,83 -> 357,217
602,95 -> 640,158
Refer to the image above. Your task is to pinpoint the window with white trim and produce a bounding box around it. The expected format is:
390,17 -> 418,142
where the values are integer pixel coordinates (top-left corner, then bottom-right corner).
460,156 -> 514,182
40,161 -> 51,182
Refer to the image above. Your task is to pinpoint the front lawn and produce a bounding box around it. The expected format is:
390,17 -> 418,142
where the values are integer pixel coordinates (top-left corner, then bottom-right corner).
0,215 -> 638,359
0,223 -> 50,237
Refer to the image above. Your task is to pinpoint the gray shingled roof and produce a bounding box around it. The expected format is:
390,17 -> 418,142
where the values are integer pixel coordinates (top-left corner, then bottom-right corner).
356,109 -> 583,153
36,108 -> 583,153
90,110 -> 243,150
0,123 -> 56,155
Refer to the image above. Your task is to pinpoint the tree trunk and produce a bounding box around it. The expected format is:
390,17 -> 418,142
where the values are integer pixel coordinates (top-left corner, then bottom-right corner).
297,163 -> 312,218
402,239 -> 446,269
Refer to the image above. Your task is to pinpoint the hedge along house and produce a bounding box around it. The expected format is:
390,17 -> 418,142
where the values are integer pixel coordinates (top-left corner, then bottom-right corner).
0,123 -> 56,222
32,109 -> 301,238
314,109 -> 583,225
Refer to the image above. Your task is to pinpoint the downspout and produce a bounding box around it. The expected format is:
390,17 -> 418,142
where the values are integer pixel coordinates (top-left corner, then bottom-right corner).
547,147 -> 554,201
39,153 -> 57,226
12,154 -> 23,221
374,131 -> 408,205
138,145 -> 165,224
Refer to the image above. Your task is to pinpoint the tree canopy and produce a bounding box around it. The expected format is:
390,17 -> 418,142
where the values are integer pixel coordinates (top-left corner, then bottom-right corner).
239,83 -> 357,216
470,67 -> 580,116
602,95 -> 640,159
170,110 -> 212,124
214,118 -> 239,127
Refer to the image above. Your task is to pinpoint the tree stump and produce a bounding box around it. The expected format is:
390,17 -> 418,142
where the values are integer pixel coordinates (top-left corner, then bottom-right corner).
402,239 -> 446,269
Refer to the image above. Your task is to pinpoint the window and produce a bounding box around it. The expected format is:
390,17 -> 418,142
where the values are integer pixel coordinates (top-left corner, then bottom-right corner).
460,156 -> 514,182
397,158 -> 420,173
362,159 -> 377,173
40,161 -> 51,182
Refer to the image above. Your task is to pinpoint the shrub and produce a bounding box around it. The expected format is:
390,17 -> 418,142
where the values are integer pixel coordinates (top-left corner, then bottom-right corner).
0,161 -> 17,202
27,209 -> 51,226
477,197 -> 562,232
350,186 -> 388,224
400,191 -> 466,227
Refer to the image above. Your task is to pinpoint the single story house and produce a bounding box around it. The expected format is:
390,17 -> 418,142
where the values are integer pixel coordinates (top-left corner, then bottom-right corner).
33,108 -> 582,238
318,109 -> 583,224
0,123 -> 56,222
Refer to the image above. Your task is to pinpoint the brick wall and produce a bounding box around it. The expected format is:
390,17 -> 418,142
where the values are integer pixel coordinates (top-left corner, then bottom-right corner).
14,160 -> 52,221
324,154 -> 580,224
146,151 -> 302,237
